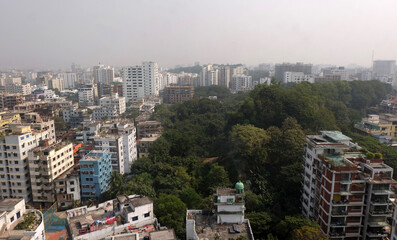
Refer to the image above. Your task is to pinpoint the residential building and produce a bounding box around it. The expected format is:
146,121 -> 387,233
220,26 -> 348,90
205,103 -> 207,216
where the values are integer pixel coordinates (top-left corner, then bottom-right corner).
163,85 -> 194,104
75,121 -> 102,144
66,195 -> 161,240
122,62 -> 160,103
28,140 -> 74,204
78,84 -> 96,106
314,74 -> 342,82
79,150 -> 111,198
0,198 -> 45,240
5,83 -> 31,95
186,182 -> 254,239
58,72 -> 78,89
0,120 -> 55,202
354,114 -> 397,143
373,60 -> 396,77
54,167 -> 80,210
301,130 -> 397,239
0,113 -> 21,127
200,65 -> 218,86
218,65 -> 231,87
63,108 -> 87,128
380,98 -> 397,114
0,94 -> 24,110
136,121 -> 162,139
230,74 -> 252,92
92,93 -> 126,121
275,62 -> 313,82
48,78 -> 64,91
283,72 -> 314,83
93,65 -> 114,85
137,135 -> 160,158
94,123 -> 137,174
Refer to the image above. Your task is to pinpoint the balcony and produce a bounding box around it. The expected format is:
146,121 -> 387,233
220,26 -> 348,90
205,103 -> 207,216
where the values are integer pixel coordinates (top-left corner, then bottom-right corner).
367,221 -> 389,227
330,221 -> 347,227
332,200 -> 349,206
329,232 -> 346,237
371,198 -> 391,205
366,232 -> 388,238
331,209 -> 347,216
369,209 -> 392,216
372,189 -> 394,195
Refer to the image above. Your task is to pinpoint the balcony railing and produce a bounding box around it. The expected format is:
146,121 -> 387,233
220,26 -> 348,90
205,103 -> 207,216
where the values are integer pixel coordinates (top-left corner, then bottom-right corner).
369,209 -> 392,215
329,232 -> 346,237
331,210 -> 347,216
330,221 -> 347,227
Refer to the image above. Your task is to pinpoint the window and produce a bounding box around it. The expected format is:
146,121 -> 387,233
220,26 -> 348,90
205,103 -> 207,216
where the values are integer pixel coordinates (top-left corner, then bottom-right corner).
132,216 -> 138,221
144,212 -> 150,218
70,188 -> 75,192
10,216 -> 14,222
16,211 -> 20,219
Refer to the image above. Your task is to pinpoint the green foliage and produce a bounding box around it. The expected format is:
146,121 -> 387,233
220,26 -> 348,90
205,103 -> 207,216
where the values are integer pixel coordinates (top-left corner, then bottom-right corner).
154,194 -> 186,238
366,152 -> 375,159
180,187 -> 203,209
274,216 -> 320,240
290,226 -> 328,240
245,212 -> 272,238
374,152 -> 383,159
53,116 -> 67,131
194,85 -> 232,100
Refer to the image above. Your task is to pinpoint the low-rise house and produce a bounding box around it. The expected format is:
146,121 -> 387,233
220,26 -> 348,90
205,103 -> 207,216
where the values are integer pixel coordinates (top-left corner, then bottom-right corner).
0,198 -> 45,240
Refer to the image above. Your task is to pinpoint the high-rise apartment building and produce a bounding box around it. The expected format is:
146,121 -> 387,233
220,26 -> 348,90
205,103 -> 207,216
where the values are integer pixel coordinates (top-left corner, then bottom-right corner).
93,65 -> 114,85
0,120 -> 55,202
80,150 -> 111,198
48,78 -> 64,91
283,72 -> 314,83
230,74 -> 252,92
200,65 -> 218,86
373,60 -> 396,77
275,62 -> 313,82
92,93 -> 126,121
302,130 -> 396,239
28,140 -> 74,204
57,72 -> 78,89
0,93 -> 24,110
78,84 -> 96,106
218,66 -> 231,87
163,85 -> 194,104
94,123 -> 137,174
122,62 -> 160,103
5,83 -> 31,95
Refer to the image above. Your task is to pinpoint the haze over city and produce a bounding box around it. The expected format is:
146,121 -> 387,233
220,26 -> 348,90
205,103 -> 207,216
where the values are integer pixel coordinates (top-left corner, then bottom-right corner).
1,0 -> 397,69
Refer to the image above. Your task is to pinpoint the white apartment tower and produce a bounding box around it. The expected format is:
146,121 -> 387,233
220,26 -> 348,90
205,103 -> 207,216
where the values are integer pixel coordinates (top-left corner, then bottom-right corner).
93,65 -> 114,85
0,121 -> 56,202
58,72 -> 78,89
122,62 -> 160,103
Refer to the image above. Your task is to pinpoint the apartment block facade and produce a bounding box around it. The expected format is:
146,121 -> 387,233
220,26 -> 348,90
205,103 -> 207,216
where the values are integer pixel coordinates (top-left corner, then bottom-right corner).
302,131 -> 396,239
0,120 -> 55,202
28,141 -> 74,204
80,150 -> 111,198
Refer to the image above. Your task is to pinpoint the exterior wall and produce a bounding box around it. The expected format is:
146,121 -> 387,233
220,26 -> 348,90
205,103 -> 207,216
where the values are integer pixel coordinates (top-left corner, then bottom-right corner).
28,142 -> 74,203
80,151 -> 111,198
94,137 -> 124,174
0,121 -> 55,202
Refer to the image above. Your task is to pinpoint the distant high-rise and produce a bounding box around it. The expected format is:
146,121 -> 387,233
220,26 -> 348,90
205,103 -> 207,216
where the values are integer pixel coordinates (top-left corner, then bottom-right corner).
373,60 -> 396,76
200,65 -> 218,86
93,65 -> 114,85
218,66 -> 231,87
275,62 -> 312,82
122,62 -> 160,103
57,72 -> 78,89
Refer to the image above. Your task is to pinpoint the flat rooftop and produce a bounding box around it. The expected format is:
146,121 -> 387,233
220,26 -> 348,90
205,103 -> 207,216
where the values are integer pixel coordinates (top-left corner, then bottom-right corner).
187,211 -> 252,240
0,199 -> 23,211
149,229 -> 176,240
68,206 -> 113,237
320,130 -> 352,142
81,150 -> 107,161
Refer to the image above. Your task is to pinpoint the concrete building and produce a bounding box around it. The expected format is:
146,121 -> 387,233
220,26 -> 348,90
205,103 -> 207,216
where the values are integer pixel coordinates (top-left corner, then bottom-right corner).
5,83 -> 31,96
137,136 -> 160,158
136,121 -> 162,139
63,108 -> 87,128
94,123 -> 137,174
283,72 -> 314,83
93,65 -> 114,85
80,150 -> 111,199
354,114 -> 397,146
186,182 -> 254,240
48,78 -> 64,91
373,60 -> 396,77
92,94 -> 126,121
28,140 -> 74,204
54,167 -> 80,210
78,84 -> 96,106
66,195 -> 159,240
230,74 -> 252,92
0,94 -> 24,110
0,198 -> 45,240
275,62 -> 313,82
200,65 -> 218,86
301,130 -> 397,239
218,65 -> 231,87
163,85 -> 194,104
58,72 -> 78,90
122,62 -> 160,103
0,120 -> 55,202
75,121 -> 102,144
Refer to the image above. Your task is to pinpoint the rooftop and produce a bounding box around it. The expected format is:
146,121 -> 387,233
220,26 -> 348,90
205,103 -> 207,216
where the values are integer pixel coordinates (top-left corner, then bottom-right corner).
81,150 -> 107,161
149,229 -> 176,240
320,130 -> 352,142
187,211 -> 253,240
0,199 -> 23,211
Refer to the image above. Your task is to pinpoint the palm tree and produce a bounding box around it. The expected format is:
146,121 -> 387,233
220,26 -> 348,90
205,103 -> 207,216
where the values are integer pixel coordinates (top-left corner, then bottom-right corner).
110,171 -> 125,197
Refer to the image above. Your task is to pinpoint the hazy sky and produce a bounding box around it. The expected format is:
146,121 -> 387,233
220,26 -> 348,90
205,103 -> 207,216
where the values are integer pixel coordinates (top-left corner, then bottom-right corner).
1,0 -> 397,69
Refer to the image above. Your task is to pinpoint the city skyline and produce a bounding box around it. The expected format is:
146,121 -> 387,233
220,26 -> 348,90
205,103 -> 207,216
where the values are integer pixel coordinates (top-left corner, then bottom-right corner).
1,0 -> 397,69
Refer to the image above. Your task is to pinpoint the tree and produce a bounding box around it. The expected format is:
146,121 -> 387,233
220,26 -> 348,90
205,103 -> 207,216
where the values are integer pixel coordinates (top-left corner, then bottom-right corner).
154,194 -> 186,238
245,212 -> 273,238
108,171 -> 125,198
180,187 -> 203,209
290,226 -> 328,240
53,116 -> 67,131
126,173 -> 156,198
